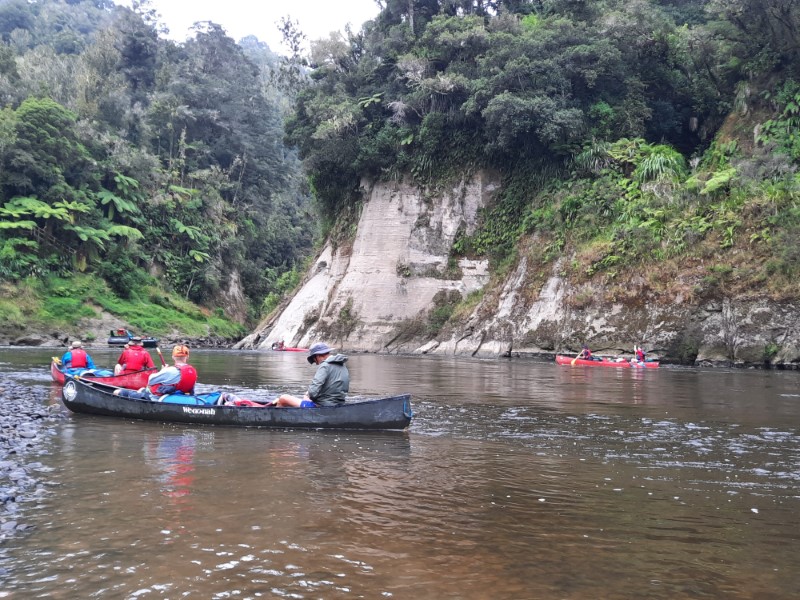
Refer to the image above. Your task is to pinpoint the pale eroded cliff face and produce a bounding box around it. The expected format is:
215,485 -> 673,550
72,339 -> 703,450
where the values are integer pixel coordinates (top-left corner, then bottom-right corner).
236,173 -> 496,352
237,173 -> 800,368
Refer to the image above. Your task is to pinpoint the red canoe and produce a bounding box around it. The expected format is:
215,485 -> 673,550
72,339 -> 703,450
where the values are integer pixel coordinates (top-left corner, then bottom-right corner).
555,355 -> 660,369
51,360 -> 157,389
270,343 -> 308,352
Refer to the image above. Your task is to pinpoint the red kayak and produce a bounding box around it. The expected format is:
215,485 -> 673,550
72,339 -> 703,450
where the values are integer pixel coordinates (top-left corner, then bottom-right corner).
555,355 -> 659,369
51,360 -> 157,389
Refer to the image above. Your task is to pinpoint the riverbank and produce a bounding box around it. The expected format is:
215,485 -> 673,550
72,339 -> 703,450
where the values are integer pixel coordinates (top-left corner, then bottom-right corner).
1,331 -> 237,350
0,374 -> 63,548
0,276 -> 246,351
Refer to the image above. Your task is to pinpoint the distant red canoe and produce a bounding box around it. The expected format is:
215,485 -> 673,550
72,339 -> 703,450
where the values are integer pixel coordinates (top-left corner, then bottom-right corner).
270,343 -> 308,352
51,360 -> 157,389
555,355 -> 660,369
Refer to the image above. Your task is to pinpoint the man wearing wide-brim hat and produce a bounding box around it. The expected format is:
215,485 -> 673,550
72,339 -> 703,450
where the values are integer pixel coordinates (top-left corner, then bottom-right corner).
274,342 -> 349,407
60,339 -> 96,372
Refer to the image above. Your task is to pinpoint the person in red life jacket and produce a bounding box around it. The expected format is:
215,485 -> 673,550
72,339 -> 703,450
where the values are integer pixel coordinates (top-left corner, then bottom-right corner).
60,340 -> 96,373
114,345 -> 197,400
114,336 -> 155,375
577,344 -> 592,360
633,344 -> 646,364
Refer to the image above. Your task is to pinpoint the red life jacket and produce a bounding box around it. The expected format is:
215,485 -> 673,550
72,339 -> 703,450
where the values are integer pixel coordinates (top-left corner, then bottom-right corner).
636,348 -> 645,361
70,348 -> 88,368
175,364 -> 198,394
151,364 -> 198,395
121,347 -> 154,372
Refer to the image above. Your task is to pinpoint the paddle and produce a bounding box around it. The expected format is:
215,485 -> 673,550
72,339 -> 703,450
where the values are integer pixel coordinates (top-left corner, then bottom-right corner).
572,348 -> 586,365
156,346 -> 166,366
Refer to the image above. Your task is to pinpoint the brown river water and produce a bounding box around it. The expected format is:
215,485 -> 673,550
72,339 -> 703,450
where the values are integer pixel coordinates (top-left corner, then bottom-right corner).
1,347 -> 799,599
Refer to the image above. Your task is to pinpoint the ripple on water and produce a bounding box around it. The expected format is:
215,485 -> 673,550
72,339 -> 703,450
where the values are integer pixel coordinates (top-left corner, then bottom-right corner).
3,351 -> 800,599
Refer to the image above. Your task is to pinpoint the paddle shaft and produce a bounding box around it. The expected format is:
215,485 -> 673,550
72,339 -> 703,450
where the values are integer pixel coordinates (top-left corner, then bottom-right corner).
156,347 -> 166,366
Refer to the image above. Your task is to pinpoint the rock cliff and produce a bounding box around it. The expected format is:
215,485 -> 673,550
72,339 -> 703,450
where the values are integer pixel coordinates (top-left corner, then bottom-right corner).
237,173 -> 800,368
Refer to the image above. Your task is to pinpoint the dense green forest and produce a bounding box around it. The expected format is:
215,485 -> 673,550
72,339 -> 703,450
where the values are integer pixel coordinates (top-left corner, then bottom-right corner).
2,0 -> 800,341
0,0 -> 313,333
287,0 -> 800,304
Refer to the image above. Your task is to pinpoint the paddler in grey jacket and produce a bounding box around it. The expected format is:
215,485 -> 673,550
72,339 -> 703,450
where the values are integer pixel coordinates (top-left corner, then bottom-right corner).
274,342 -> 349,407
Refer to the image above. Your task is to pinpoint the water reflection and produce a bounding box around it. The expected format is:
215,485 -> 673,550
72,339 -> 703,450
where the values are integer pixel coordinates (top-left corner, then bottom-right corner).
144,432 -> 198,503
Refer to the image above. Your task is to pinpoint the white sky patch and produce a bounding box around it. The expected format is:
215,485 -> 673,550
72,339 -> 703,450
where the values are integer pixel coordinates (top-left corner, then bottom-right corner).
118,0 -> 380,53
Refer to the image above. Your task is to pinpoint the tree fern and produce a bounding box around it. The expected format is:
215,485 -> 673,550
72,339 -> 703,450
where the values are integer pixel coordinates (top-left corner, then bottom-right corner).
96,189 -> 139,220
106,224 -> 144,241
62,223 -> 110,246
0,220 -> 36,230
701,167 -> 738,196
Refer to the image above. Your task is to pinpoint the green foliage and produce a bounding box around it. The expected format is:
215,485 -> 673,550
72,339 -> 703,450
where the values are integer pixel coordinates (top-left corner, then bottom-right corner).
453,193 -> 524,261
764,203 -> 800,282
588,101 -> 616,139
1,274 -> 245,339
261,266 -> 303,316
42,295 -> 98,323
702,264 -> 735,295
0,296 -> 26,328
520,14 -> 541,31
0,236 -> 38,279
288,1 -> 736,214
450,289 -> 484,322
4,0 -> 800,334
759,80 -> 800,162
633,145 -> 688,183
424,290 -> 462,338
0,2 -> 314,327
698,140 -> 740,171
94,247 -> 149,299
706,0 -> 800,74
700,167 -> 738,196
763,342 -> 779,360
97,188 -> 139,221
332,297 -> 360,339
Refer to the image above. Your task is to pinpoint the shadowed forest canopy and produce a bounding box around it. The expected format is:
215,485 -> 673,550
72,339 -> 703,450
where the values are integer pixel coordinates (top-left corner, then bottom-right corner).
0,0 -> 313,322
286,0 -> 800,214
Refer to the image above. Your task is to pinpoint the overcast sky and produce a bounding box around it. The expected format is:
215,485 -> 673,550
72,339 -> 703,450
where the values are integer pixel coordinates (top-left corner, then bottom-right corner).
119,0 -> 381,53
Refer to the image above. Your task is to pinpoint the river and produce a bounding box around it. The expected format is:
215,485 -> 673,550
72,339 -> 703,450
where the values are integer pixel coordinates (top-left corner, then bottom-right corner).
1,347 -> 799,599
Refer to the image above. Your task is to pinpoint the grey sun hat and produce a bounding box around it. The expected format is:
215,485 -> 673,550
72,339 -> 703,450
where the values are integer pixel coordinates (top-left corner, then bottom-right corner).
71,340 -> 82,348
307,342 -> 334,364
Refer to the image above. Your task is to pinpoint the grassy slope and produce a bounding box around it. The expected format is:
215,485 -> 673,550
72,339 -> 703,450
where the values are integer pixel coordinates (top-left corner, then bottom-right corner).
0,275 -> 245,342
